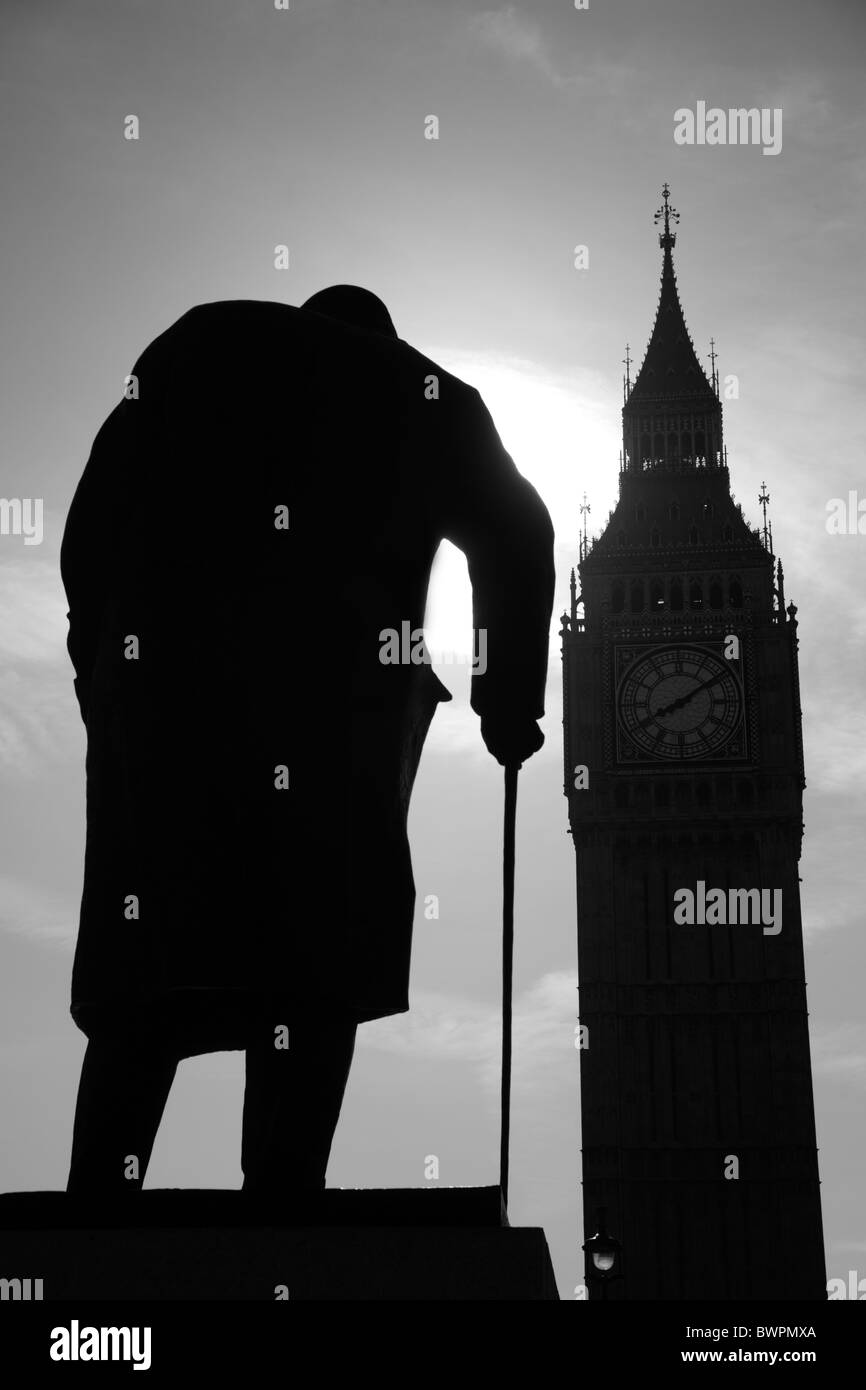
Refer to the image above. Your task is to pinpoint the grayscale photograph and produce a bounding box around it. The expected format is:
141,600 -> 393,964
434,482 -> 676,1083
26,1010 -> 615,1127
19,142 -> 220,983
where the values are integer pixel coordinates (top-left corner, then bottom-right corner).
0,0 -> 862,1365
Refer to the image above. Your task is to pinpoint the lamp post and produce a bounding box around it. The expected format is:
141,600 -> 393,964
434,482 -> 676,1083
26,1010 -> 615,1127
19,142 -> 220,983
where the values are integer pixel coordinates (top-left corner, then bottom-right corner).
583,1207 -> 623,1300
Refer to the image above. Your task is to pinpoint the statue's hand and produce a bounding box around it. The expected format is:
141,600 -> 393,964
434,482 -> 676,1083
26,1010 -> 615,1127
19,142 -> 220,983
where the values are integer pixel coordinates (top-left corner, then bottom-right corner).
480,714 -> 544,768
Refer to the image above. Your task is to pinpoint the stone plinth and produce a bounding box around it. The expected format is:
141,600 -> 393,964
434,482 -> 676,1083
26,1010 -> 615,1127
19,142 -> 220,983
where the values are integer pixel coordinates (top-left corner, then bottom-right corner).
0,1188 -> 559,1300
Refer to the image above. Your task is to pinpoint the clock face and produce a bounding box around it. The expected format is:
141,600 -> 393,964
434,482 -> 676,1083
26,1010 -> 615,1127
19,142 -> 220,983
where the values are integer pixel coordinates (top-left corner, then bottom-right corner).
616,645 -> 744,761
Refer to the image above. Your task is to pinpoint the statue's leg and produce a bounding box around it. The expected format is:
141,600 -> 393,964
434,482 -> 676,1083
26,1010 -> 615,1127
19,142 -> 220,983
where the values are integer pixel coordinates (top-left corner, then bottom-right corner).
66,1029 -> 178,1195
241,1020 -> 357,1193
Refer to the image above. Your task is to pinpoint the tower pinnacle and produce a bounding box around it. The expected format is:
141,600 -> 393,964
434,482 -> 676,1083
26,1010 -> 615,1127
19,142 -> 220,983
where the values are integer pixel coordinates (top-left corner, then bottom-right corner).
654,182 -> 680,250
621,187 -> 722,472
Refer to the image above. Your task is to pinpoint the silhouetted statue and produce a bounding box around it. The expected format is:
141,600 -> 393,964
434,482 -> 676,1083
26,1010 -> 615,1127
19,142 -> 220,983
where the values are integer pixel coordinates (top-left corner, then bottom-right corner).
60,285 -> 555,1199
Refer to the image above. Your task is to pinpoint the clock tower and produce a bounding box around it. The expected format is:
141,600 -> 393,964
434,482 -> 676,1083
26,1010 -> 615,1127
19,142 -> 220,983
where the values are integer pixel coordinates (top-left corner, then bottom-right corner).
562,187 -> 826,1300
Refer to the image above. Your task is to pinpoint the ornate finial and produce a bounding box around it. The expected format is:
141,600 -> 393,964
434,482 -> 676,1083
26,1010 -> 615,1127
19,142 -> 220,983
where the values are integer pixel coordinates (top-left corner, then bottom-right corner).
654,182 -> 680,249
569,567 -> 577,621
579,492 -> 591,562
622,343 -> 632,401
758,481 -> 771,552
708,337 -> 718,395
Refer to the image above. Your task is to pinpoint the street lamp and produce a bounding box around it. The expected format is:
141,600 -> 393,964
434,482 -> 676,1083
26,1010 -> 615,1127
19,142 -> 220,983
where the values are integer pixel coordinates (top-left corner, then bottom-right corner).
583,1207 -> 623,1299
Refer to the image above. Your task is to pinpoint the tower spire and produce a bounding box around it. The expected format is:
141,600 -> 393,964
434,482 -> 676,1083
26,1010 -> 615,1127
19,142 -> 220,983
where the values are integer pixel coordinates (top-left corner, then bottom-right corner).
654,182 -> 680,250
621,186 -> 722,473
759,481 -> 771,552
579,492 -> 591,562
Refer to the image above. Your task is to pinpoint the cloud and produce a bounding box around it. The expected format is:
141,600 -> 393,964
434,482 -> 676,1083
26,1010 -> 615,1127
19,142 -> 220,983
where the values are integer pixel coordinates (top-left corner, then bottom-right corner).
358,969 -> 576,1098
0,540 -> 81,774
807,724 -> 866,788
0,554 -> 67,663
468,6 -> 564,87
425,695 -> 485,760
0,875 -> 77,948
466,7 -> 636,99
811,1023 -> 866,1087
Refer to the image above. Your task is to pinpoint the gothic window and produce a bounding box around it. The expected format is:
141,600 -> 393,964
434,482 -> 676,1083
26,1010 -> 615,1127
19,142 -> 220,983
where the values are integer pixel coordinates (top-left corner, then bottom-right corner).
651,529 -> 661,549
689,579 -> 703,610
618,530 -> 626,547
614,784 -> 630,809
651,580 -> 664,610
630,580 -> 645,613
689,525 -> 699,544
695,431 -> 705,459
669,502 -> 680,521
668,432 -> 679,461
722,523 -> 733,541
709,579 -> 723,609
670,577 -> 684,611
702,500 -> 714,519
696,782 -> 712,808
654,783 -> 670,809
681,433 -> 692,460
729,577 -> 743,608
635,505 -> 645,522
641,435 -> 651,460
611,582 -> 625,613
654,433 -> 665,460
737,779 -> 754,807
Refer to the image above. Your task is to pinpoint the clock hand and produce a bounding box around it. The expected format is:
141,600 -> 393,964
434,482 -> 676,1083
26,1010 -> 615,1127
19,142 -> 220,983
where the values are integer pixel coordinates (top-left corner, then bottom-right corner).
658,675 -> 721,716
638,672 -> 723,724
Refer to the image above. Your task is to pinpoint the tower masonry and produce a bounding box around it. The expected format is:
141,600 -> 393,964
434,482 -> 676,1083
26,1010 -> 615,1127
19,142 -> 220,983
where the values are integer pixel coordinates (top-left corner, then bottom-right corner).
562,186 -> 826,1301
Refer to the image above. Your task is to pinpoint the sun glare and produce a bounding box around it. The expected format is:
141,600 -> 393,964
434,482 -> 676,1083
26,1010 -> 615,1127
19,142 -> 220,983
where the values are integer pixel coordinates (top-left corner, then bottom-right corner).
424,355 -> 621,657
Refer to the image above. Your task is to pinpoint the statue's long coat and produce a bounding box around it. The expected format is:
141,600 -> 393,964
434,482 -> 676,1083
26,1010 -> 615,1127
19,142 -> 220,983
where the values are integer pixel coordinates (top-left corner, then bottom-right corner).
61,302 -> 555,1057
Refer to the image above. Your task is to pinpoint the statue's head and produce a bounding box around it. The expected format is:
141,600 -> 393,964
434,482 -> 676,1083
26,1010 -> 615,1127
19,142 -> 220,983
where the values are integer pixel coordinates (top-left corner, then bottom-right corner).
301,284 -> 398,340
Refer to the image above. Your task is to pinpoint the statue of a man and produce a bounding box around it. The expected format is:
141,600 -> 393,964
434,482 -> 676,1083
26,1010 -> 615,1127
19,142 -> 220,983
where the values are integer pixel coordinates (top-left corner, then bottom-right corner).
61,285 -> 554,1197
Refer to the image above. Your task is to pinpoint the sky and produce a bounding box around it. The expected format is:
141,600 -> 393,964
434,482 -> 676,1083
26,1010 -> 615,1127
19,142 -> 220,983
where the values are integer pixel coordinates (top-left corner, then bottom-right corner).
1,0 -> 865,1299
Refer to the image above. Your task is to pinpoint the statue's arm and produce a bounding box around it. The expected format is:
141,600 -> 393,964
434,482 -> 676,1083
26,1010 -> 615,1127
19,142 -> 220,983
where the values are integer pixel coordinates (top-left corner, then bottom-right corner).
438,386 -> 555,747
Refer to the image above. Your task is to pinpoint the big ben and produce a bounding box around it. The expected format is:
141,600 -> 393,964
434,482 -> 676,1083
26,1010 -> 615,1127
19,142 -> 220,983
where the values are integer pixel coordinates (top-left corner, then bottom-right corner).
562,186 -> 826,1300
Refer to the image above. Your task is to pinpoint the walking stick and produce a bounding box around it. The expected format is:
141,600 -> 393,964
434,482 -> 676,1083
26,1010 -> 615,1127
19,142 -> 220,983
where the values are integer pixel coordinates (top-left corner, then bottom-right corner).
499,761 -> 519,1211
